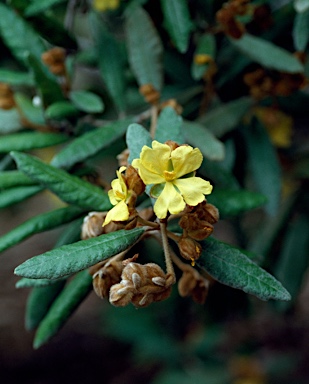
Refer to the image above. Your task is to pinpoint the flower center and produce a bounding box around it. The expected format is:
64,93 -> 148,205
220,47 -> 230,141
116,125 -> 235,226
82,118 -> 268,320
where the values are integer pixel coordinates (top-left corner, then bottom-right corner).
115,190 -> 125,200
163,170 -> 176,181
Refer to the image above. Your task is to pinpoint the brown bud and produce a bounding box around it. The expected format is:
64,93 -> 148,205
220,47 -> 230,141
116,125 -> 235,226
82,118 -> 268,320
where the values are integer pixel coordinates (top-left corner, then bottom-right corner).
81,211 -> 121,239
164,140 -> 180,151
125,165 -> 145,196
160,99 -> 183,115
178,236 -> 202,262
117,148 -> 130,167
139,84 -> 160,105
0,83 -> 15,110
178,270 -> 209,304
42,47 -> 66,76
92,259 -> 124,299
196,202 -> 219,224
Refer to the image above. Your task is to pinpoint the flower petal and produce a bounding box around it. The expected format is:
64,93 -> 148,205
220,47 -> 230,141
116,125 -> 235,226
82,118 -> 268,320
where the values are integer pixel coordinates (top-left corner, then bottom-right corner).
136,161 -> 165,185
103,200 -> 130,226
140,141 -> 171,174
171,146 -> 203,178
173,177 -> 213,206
154,182 -> 186,219
108,188 -> 118,205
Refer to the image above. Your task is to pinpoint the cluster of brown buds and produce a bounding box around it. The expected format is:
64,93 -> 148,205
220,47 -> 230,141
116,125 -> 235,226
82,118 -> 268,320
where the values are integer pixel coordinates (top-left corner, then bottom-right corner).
244,67 -> 307,100
41,47 -> 67,76
139,84 -> 161,105
216,0 -> 250,39
0,83 -> 15,110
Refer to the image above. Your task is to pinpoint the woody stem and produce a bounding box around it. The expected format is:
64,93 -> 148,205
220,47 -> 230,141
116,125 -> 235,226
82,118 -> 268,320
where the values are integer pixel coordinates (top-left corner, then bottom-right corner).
160,220 -> 176,284
149,104 -> 158,139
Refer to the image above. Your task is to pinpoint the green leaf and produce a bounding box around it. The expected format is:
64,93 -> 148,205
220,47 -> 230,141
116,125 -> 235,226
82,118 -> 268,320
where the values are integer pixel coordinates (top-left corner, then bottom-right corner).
0,69 -> 34,86
0,185 -> 42,209
293,9 -> 309,51
191,33 -> 216,80
197,237 -> 291,301
0,132 -> 68,153
45,101 -> 79,120
126,123 -> 152,163
90,12 -> 126,112
160,0 -> 193,53
33,270 -> 92,348
0,206 -> 83,253
0,3 -> 46,65
230,33 -> 304,73
14,93 -> 45,125
15,227 -> 145,279
294,0 -> 309,13
199,158 -> 240,190
69,90 -> 104,114
207,189 -> 267,218
17,277 -> 65,289
183,120 -> 225,161
51,118 -> 132,169
125,6 -> 164,91
155,106 -> 185,144
243,120 -> 282,215
274,214 -> 309,308
198,97 -> 253,138
25,281 -> 66,330
10,151 -> 111,211
0,109 -> 22,134
25,0 -> 66,16
28,53 -> 64,107
0,170 -> 35,189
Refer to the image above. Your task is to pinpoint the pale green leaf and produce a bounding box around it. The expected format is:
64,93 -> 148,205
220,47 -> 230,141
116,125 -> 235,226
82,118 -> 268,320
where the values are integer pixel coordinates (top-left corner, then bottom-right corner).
0,3 -> 46,64
69,90 -> 104,113
33,270 -> 92,348
160,0 -> 193,53
0,170 -> 35,189
25,0 -> 66,16
0,109 -> 22,134
183,120 -> 225,161
197,237 -> 291,301
125,6 -> 164,91
294,0 -> 309,13
0,185 -> 43,209
230,33 -> 304,73
10,151 -> 111,211
293,9 -> 309,51
17,277 -> 65,289
15,227 -> 145,279
0,132 -> 68,153
198,97 -> 253,138
0,69 -> 34,86
126,123 -> 152,163
155,106 -> 185,144
51,118 -> 132,169
0,206 -> 83,253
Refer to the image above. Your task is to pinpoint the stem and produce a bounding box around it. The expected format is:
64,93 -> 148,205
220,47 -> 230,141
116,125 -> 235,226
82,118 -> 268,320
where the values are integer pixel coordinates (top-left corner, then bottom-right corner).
160,220 -> 176,284
137,216 -> 159,229
150,105 -> 158,139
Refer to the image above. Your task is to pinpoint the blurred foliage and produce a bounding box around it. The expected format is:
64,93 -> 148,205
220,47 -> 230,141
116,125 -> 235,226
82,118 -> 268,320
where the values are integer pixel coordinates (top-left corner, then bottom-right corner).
0,0 -> 309,382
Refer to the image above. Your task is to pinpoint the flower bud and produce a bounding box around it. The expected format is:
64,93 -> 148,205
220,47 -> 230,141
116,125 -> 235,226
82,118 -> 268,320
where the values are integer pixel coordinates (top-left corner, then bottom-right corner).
92,259 -> 124,299
178,270 -> 209,304
42,47 -> 66,76
125,165 -> 145,196
139,84 -> 160,104
178,236 -> 202,262
0,83 -> 15,110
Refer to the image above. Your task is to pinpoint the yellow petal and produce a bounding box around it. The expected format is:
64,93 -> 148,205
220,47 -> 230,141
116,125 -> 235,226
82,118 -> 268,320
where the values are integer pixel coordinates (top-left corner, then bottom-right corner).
103,200 -> 129,226
136,161 -> 165,185
140,141 -> 171,175
173,177 -> 213,206
171,146 -> 203,178
154,182 -> 186,219
108,188 -> 119,205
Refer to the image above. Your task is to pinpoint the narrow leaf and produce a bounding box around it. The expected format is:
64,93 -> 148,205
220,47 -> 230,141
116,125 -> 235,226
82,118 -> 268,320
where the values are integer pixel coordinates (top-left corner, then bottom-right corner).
126,123 -> 152,163
293,9 -> 309,51
0,109 -> 22,134
207,189 -> 267,218
230,33 -> 304,73
45,101 -> 79,120
0,185 -> 42,210
33,270 -> 92,349
155,106 -> 184,144
0,170 -> 35,189
28,53 -> 64,107
0,132 -> 68,153
25,0 -> 66,17
0,4 -> 46,64
243,120 -> 282,215
0,206 -> 83,253
51,118 -> 132,169
125,6 -> 164,91
69,90 -> 104,113
25,281 -> 66,330
14,93 -> 45,125
197,237 -> 291,301
17,277 -> 65,289
90,12 -> 126,111
10,151 -> 111,211
183,120 -> 225,161
0,69 -> 34,86
198,97 -> 253,138
191,33 -> 216,80
15,227 -> 145,279
160,0 -> 193,53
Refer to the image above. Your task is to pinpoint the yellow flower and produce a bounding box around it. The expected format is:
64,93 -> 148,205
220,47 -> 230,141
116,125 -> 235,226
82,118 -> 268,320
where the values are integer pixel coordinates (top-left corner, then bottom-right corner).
103,166 -> 130,226
132,141 -> 213,219
93,0 -> 120,12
